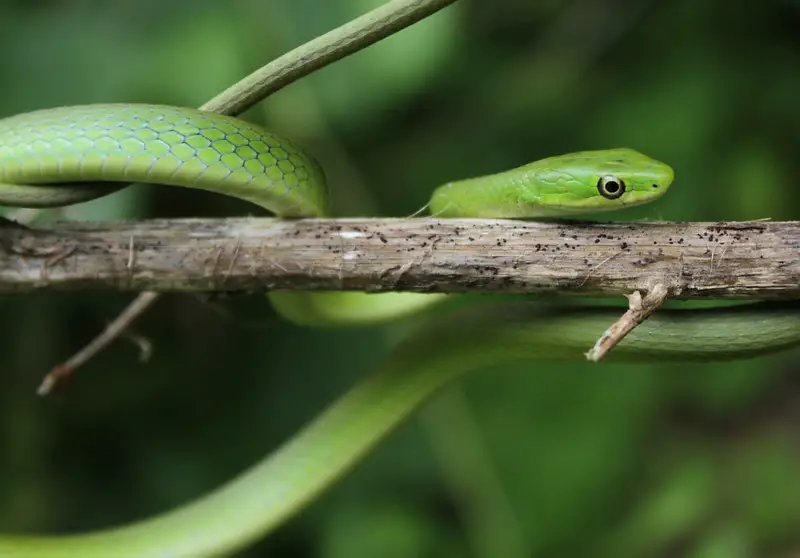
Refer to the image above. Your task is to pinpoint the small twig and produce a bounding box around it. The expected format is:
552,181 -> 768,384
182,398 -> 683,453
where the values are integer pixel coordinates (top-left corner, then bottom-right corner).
37,292 -> 159,395
122,331 -> 154,363
585,283 -> 670,362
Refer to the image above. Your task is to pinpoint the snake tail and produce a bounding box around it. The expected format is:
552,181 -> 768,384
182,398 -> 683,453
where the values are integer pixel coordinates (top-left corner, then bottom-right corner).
2,300 -> 798,557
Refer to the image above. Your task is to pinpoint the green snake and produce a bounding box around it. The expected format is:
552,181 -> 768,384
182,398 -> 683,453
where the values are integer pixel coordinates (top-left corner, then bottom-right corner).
1,104 -> 798,557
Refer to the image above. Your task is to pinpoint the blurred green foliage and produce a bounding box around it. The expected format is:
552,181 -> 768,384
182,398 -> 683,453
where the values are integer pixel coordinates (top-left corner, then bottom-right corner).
1,0 -> 800,556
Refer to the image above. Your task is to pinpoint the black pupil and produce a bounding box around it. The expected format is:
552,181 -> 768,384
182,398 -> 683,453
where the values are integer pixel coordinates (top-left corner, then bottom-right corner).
605,180 -> 619,193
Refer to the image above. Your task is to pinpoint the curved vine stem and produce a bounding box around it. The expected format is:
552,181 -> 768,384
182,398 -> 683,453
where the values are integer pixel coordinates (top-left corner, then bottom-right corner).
39,0 -> 462,394
202,0 -> 461,114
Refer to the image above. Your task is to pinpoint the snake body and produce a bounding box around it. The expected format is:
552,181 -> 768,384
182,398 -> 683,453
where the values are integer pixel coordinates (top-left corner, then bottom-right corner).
0,104 -> 673,325
0,104 -> 797,557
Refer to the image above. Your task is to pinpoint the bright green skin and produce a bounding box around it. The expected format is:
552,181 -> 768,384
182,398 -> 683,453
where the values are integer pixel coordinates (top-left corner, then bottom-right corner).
429,148 -> 673,217
0,104 -> 797,557
0,104 -> 327,215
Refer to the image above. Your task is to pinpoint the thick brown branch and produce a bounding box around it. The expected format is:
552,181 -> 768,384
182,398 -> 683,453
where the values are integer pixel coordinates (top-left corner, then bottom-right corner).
0,217 -> 796,298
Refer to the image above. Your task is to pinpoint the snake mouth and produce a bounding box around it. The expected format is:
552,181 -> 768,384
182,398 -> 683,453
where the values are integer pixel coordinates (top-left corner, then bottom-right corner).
620,190 -> 664,207
543,189 -> 667,216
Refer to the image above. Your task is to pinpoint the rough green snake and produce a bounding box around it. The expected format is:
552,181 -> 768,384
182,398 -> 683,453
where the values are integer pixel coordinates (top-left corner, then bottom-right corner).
0,104 -> 798,557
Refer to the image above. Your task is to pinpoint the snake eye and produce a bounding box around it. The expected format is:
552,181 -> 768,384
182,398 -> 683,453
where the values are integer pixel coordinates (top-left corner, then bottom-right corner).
597,175 -> 625,200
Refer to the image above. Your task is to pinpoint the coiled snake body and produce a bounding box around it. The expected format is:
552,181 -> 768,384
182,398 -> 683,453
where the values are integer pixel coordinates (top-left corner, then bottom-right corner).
0,104 -> 796,557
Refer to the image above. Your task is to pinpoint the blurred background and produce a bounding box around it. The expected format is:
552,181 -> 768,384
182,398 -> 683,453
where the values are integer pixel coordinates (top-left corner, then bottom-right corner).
1,0 -> 800,556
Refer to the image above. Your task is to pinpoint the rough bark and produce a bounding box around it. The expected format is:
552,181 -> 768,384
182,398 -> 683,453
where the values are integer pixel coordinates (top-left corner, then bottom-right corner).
0,217 -> 796,298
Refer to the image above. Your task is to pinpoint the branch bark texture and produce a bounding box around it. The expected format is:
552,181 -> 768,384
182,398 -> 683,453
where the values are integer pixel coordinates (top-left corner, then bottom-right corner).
0,217 -> 796,298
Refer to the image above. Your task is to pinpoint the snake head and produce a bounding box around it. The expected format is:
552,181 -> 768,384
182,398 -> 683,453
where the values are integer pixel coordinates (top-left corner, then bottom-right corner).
520,147 -> 675,216
428,147 -> 674,218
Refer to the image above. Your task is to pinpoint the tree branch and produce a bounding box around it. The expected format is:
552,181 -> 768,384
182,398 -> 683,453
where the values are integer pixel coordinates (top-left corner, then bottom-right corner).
1,217 -> 796,298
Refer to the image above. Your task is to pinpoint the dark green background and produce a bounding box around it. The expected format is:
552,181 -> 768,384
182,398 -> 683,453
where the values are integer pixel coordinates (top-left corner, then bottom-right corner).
2,0 -> 800,556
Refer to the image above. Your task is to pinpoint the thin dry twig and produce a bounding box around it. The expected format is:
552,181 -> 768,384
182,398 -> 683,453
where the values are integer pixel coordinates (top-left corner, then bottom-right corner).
122,331 -> 154,363
584,283 -> 670,362
38,292 -> 159,395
